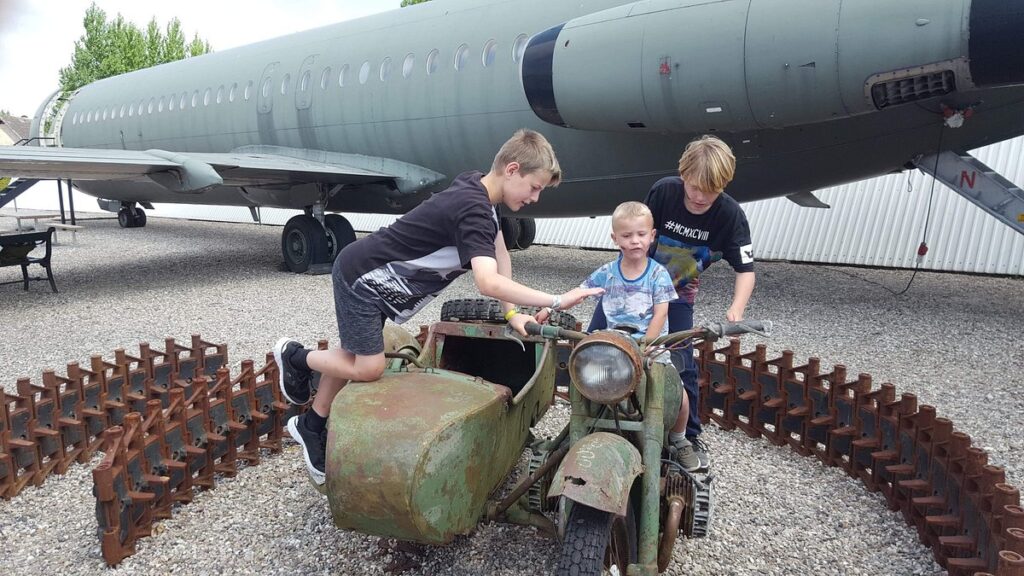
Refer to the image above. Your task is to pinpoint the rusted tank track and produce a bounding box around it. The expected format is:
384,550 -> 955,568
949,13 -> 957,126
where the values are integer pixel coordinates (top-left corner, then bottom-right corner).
0,333 -> 1020,574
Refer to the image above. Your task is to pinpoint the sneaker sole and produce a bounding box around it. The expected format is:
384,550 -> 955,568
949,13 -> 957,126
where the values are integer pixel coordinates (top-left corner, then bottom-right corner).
286,416 -> 326,486
274,337 -> 311,406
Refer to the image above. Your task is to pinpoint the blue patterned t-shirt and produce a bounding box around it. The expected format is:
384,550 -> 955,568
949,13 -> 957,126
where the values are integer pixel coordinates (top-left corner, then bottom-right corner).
580,256 -> 678,341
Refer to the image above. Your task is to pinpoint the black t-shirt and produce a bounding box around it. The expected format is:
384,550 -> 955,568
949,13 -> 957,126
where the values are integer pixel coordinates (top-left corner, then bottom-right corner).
644,176 -> 754,303
339,171 -> 498,323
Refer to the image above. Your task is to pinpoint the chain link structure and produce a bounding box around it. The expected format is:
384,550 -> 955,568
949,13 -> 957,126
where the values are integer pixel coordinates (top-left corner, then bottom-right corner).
1,334 -> 1021,574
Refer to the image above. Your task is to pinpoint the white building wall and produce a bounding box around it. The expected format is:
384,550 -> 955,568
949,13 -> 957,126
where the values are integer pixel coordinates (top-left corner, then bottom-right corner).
9,139 -> 1023,276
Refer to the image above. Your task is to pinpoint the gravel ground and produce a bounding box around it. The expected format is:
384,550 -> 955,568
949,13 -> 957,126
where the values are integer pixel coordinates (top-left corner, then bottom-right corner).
0,215 -> 1020,576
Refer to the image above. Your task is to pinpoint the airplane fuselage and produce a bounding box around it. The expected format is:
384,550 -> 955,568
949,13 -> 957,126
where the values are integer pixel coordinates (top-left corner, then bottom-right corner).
51,0 -> 1024,216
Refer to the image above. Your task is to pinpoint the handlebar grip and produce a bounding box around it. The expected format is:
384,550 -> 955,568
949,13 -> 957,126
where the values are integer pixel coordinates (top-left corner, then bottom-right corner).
524,322 -> 544,336
717,320 -> 772,337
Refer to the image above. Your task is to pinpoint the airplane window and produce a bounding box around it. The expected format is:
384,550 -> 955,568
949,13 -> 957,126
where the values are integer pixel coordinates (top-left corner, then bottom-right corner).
229,83 -> 237,103
512,34 -> 529,63
204,88 -> 211,106
426,49 -> 439,75
71,112 -> 77,125
192,91 -> 199,108
261,78 -> 271,98
403,54 -> 414,78
148,99 -> 155,114
102,108 -> 108,121
300,71 -> 310,92
482,40 -> 497,67
158,97 -> 165,113
118,105 -> 125,118
216,85 -> 224,104
380,57 -> 392,82
281,73 -> 291,95
168,97 -> 175,112
180,93 -> 187,109
454,44 -> 469,71
85,111 -> 91,123
127,106 -> 132,118
359,61 -> 370,85
245,81 -> 253,101
339,64 -> 349,87
321,68 -> 331,90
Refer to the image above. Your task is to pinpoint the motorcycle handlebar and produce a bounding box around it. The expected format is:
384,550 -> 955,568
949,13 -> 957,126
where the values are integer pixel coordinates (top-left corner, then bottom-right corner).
707,320 -> 772,338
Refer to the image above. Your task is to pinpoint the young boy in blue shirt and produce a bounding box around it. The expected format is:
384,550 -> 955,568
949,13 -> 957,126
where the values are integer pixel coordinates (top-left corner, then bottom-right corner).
580,201 -> 701,471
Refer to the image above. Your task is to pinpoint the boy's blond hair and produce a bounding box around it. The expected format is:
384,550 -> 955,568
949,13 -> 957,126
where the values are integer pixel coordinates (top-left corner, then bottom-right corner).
611,201 -> 654,228
677,135 -> 735,194
492,129 -> 562,186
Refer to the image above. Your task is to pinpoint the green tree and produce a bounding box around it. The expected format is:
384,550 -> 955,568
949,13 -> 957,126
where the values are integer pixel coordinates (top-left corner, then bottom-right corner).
49,3 -> 212,130
401,0 -> 432,6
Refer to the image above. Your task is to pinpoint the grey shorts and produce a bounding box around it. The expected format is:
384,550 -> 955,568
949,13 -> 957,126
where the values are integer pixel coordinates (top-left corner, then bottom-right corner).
333,260 -> 386,356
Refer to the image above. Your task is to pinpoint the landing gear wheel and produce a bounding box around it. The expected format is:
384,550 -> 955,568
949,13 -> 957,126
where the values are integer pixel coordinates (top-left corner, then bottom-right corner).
500,216 -> 521,251
282,214 -> 329,273
556,503 -> 637,576
323,213 -> 356,258
132,207 -> 147,228
516,217 -> 536,250
439,298 -> 578,330
117,208 -> 131,228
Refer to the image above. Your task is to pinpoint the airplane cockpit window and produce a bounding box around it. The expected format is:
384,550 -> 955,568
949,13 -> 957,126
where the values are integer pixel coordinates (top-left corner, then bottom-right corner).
281,74 -> 291,95
380,57 -> 392,82
402,54 -> 415,79
454,44 -> 469,71
426,49 -> 439,75
512,34 -> 528,63
359,61 -> 370,85
320,69 -> 331,90
482,40 -> 497,68
339,64 -> 349,87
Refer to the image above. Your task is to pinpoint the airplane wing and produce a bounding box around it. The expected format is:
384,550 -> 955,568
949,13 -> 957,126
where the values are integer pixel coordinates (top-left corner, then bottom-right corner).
0,145 -> 433,194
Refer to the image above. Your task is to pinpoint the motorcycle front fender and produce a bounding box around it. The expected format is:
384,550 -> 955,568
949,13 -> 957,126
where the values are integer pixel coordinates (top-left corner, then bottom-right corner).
548,432 -> 642,516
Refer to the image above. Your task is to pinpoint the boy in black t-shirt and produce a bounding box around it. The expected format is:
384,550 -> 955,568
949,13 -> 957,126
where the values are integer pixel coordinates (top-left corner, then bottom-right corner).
273,129 -> 604,486
589,135 -> 755,470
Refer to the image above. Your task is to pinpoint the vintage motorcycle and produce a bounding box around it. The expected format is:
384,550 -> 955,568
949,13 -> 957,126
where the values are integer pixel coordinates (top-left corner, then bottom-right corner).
322,299 -> 769,575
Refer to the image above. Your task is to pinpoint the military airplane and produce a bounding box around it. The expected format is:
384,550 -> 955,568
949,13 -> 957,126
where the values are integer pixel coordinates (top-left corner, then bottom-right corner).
1,0 -> 1022,272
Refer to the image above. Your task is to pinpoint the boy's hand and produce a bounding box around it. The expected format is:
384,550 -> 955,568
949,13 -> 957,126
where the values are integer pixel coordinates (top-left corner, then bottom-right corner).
558,287 -> 604,310
508,313 -> 538,336
726,306 -> 744,322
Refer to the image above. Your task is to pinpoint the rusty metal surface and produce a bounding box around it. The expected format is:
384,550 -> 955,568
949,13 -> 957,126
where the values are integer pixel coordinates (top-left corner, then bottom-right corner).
548,432 -> 642,516
568,331 -> 643,404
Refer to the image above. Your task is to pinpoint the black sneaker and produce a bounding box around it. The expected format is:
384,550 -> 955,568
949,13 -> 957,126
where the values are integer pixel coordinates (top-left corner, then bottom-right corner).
274,337 -> 312,405
287,413 -> 327,486
688,436 -> 711,470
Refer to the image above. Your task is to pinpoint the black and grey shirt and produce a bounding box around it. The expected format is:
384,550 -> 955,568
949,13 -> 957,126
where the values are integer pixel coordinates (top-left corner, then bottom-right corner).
339,171 -> 499,323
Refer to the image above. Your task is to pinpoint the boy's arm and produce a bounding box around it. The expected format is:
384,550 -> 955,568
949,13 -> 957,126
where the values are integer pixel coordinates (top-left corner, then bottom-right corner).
470,255 -> 604,310
645,301 -> 669,342
494,230 -> 515,316
726,271 -> 756,322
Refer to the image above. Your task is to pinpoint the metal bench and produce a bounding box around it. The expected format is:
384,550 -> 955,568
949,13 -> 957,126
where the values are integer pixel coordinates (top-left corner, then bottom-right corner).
0,227 -> 58,293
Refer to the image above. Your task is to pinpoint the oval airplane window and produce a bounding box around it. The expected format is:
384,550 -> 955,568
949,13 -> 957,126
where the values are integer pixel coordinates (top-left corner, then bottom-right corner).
147,99 -> 155,114
120,104 -> 127,118
380,57 -> 392,81
102,108 -> 108,121
281,73 -> 291,95
338,64 -> 349,87
192,91 -> 199,108
320,68 -> 331,90
180,92 -> 187,109
127,106 -> 132,118
86,111 -> 92,123
261,78 -> 271,99
245,81 -> 253,101
229,83 -> 237,102
203,88 -> 211,106
359,61 -> 370,85
482,40 -> 497,67
454,44 -> 469,71
216,85 -> 224,104
512,34 -> 529,63
426,49 -> 439,75
168,97 -> 175,112
158,97 -> 165,113
402,54 -> 415,78
300,71 -> 310,92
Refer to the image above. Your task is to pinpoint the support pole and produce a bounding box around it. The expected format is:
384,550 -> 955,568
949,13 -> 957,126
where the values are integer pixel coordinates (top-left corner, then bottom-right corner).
67,179 -> 76,225
57,179 -> 67,224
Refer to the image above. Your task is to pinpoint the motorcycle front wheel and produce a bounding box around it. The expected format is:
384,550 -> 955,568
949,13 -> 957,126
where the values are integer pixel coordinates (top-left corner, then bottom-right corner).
556,502 -> 636,576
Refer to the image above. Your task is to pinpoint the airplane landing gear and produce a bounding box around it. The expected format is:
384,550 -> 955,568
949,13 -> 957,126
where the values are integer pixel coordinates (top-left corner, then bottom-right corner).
117,205 -> 147,228
281,212 -> 357,273
499,216 -> 537,251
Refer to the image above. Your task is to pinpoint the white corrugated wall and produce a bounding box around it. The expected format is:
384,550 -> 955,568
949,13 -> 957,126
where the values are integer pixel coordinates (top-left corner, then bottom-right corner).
10,140 -> 1023,276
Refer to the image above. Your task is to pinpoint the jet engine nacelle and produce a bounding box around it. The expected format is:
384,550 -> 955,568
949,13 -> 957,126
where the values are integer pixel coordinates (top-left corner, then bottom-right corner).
521,0 -> 1002,134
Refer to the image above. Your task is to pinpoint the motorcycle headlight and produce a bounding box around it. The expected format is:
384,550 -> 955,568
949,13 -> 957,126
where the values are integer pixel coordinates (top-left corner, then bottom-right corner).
568,331 -> 642,404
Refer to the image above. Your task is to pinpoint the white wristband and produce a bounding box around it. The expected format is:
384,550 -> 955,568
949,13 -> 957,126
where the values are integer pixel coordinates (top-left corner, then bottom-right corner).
551,295 -> 562,310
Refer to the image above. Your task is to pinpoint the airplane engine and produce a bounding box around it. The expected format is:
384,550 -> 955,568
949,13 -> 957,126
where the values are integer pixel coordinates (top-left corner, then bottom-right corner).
521,0 -> 1012,134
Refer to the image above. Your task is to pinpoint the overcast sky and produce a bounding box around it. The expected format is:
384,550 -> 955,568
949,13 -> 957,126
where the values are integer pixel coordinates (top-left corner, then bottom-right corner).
0,0 -> 400,117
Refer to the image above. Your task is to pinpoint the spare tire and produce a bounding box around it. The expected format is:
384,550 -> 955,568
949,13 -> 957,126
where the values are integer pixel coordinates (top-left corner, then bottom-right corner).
440,298 -> 579,330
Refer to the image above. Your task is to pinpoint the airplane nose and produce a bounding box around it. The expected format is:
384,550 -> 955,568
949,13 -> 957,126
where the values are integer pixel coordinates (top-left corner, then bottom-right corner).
969,0 -> 1024,87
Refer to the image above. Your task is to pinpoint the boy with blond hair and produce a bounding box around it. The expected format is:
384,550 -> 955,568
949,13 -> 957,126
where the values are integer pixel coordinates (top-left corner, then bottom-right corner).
274,129 -> 603,486
580,201 -> 700,471
589,135 -> 756,470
